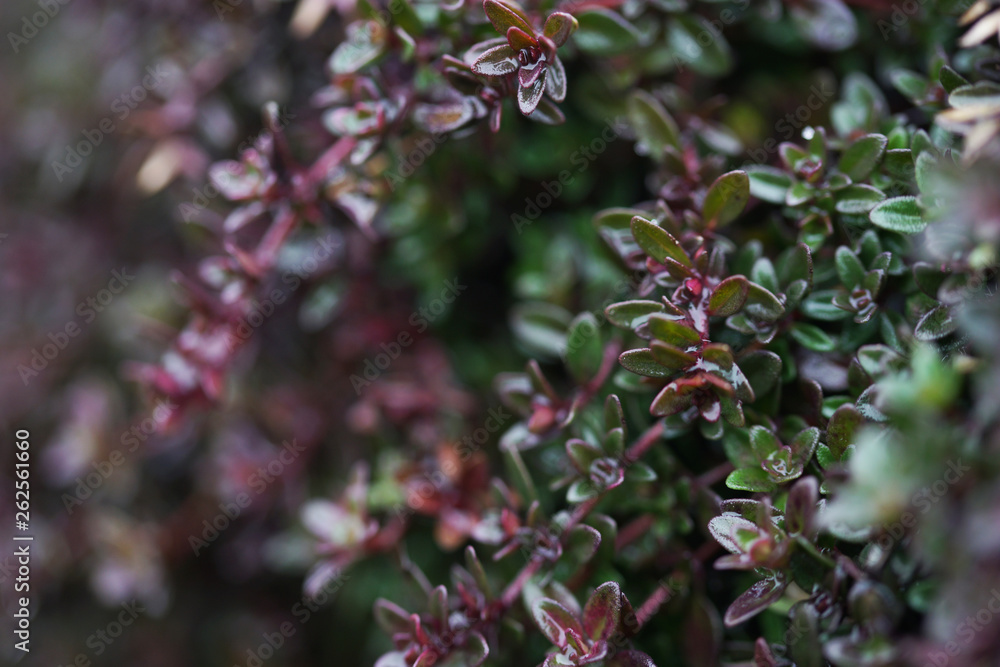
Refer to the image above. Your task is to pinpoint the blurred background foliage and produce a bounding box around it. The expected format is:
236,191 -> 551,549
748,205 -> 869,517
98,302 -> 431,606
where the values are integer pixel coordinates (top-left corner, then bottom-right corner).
2,0 -> 1000,665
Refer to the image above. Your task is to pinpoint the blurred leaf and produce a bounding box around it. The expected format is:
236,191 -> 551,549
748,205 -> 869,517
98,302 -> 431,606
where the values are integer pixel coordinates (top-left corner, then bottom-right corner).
627,90 -> 681,157
575,9 -> 641,55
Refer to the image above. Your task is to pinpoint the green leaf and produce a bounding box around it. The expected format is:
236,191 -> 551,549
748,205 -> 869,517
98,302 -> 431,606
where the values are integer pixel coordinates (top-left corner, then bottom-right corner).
786,181 -> 814,207
889,69 -> 928,102
484,0 -> 534,37
604,394 -> 625,433
747,166 -> 793,204
631,216 -> 692,266
869,196 -> 926,234
835,246 -> 866,288
914,151 -> 938,196
751,258 -> 780,295
627,90 -> 681,157
938,66 -> 969,93
510,302 -> 571,358
834,184 -> 886,214
565,312 -> 604,383
708,275 -> 750,316
739,350 -> 783,397
618,348 -> 673,378
790,322 -> 836,352
726,467 -> 776,492
749,425 -> 780,458
703,171 -> 750,227
574,8 -> 641,55
605,300 -> 665,329
648,314 -> 701,346
650,340 -> 697,371
744,283 -> 785,322
778,243 -> 813,286
914,303 -> 956,341
567,438 -> 603,473
882,149 -> 914,180
949,81 -> 1000,108
328,22 -> 386,74
827,404 -> 861,458
802,290 -> 852,321
667,14 -> 732,76
838,133 -> 887,180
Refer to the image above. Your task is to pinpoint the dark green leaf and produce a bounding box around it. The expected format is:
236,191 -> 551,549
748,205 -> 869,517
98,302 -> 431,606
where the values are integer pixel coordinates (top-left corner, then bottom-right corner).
565,312 -> 603,383
575,8 -> 641,55
914,303 -> 956,341
618,348 -> 673,378
627,90 -> 681,157
834,184 -> 886,214
726,467 -> 776,492
703,170 -> 750,227
631,216 -> 692,266
838,133 -> 887,180
747,166 -> 793,204
667,14 -> 732,76
790,322 -> 836,351
708,275 -> 750,316
605,300 -> 665,329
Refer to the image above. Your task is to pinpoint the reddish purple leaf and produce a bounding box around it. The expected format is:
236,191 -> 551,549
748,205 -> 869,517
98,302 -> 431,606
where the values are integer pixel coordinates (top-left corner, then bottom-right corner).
583,581 -> 622,642
507,25 -> 536,51
472,43 -> 519,76
544,11 -> 579,46
484,0 -> 534,37
724,577 -> 788,627
546,55 -> 567,102
533,598 -> 586,651
517,73 -> 547,114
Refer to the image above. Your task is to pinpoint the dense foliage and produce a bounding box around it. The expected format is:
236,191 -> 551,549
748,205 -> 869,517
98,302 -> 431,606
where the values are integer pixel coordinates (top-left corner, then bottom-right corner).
5,0 -> 1000,665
